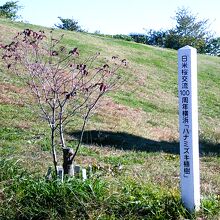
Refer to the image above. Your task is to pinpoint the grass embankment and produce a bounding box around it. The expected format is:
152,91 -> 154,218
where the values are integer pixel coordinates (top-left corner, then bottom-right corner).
0,18 -> 220,219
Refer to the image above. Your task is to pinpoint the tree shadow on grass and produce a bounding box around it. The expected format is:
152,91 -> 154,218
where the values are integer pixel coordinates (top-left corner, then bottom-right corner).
69,130 -> 220,156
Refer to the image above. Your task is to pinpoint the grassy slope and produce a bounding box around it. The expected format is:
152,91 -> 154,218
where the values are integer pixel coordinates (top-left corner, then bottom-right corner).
0,18 -> 220,219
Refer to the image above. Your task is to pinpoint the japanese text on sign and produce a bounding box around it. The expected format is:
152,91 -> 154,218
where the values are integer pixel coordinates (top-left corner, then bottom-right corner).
180,55 -> 190,177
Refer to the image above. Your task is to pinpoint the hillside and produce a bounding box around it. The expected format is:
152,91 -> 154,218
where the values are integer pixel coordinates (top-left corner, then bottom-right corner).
0,18 -> 220,219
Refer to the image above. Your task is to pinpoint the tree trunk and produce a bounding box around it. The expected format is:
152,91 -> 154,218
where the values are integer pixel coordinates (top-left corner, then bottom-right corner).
59,109 -> 66,148
51,127 -> 58,176
63,148 -> 74,176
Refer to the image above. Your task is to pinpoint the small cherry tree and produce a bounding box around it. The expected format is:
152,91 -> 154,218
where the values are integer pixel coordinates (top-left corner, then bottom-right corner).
0,29 -> 126,176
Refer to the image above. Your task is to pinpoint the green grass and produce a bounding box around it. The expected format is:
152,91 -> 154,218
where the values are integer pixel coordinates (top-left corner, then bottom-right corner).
0,18 -> 220,219
112,91 -> 176,114
0,159 -> 219,219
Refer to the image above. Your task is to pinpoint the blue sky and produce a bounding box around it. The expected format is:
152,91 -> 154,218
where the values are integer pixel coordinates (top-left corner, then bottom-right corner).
4,0 -> 220,36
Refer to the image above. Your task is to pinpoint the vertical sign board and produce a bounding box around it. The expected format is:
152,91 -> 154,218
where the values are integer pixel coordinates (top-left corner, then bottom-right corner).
178,46 -> 200,211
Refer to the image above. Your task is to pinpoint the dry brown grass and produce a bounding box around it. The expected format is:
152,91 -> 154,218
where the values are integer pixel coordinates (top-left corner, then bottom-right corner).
0,82 -> 28,106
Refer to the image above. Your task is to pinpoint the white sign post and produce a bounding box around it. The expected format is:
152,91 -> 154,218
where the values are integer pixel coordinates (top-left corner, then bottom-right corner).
178,45 -> 200,211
